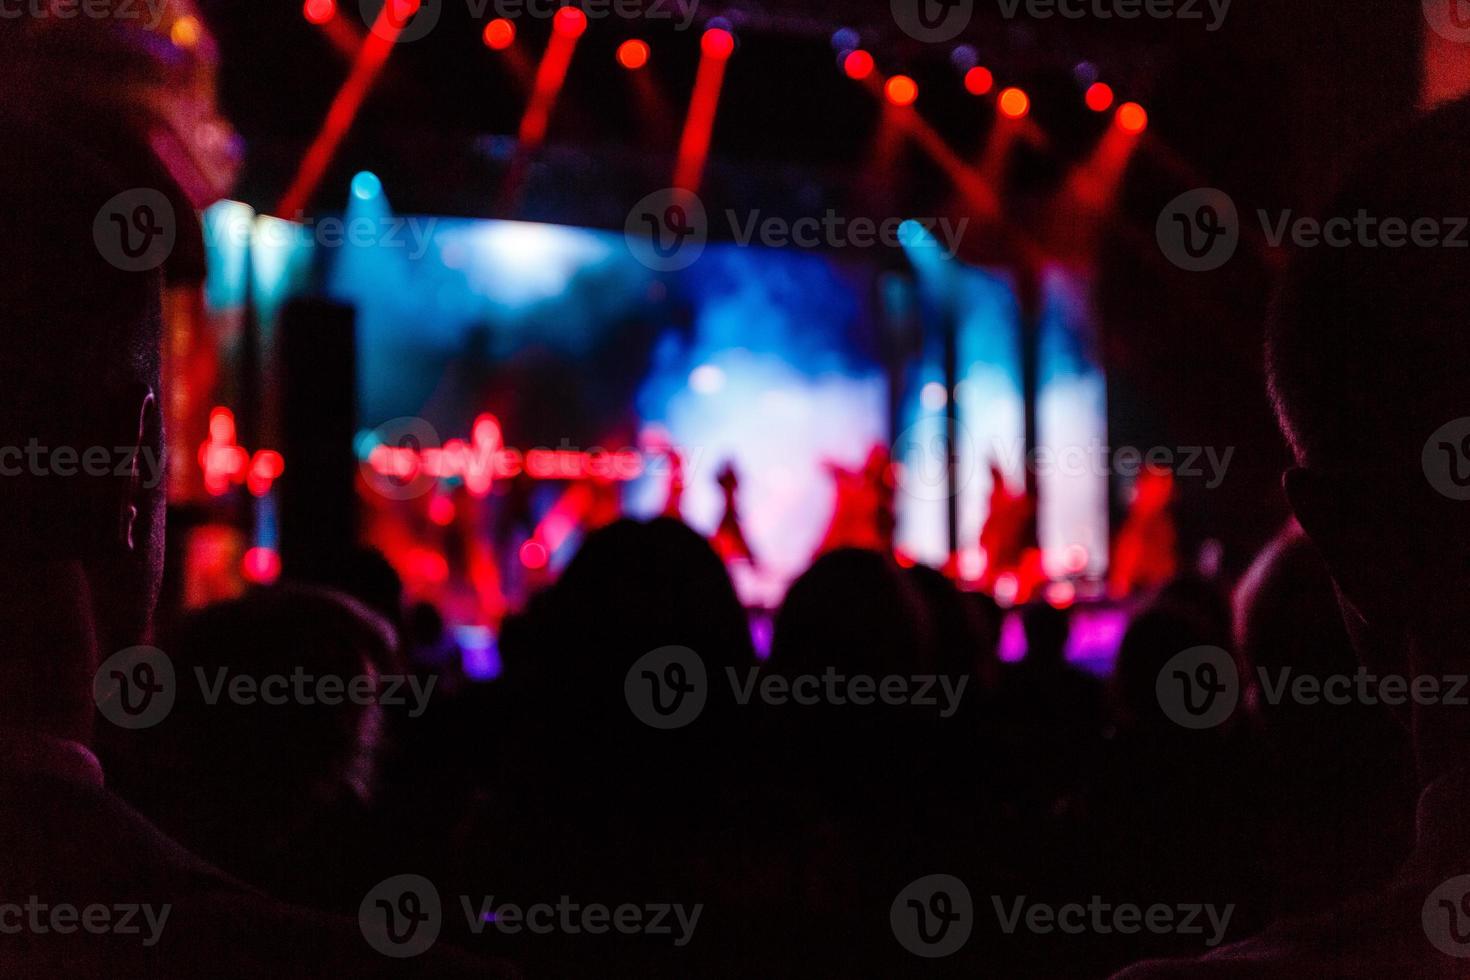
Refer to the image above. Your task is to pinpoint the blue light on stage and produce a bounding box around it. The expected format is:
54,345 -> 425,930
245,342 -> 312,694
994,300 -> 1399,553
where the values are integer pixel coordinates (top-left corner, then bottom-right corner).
351,170 -> 382,201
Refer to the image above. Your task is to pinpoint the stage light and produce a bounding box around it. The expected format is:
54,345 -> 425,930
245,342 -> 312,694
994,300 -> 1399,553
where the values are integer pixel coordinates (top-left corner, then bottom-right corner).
519,540 -> 549,570
553,6 -> 587,37
482,17 -> 515,49
964,66 -> 993,96
690,363 -> 725,395
428,495 -> 456,526
303,0 -> 336,25
351,170 -> 382,200
1116,101 -> 1148,134
1045,580 -> 1077,609
998,86 -> 1030,119
617,39 -> 650,70
885,74 -> 919,107
842,49 -> 874,81
170,15 -> 202,48
831,27 -> 860,51
242,547 -> 282,585
1085,82 -> 1114,112
920,381 -> 948,412
701,27 -> 735,60
950,44 -> 978,72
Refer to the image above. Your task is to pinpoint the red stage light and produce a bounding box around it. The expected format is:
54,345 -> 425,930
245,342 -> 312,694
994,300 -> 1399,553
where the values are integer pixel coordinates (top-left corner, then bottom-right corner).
617,38 -> 650,70
998,86 -> 1030,119
885,74 -> 919,106
303,0 -> 336,24
842,49 -> 874,81
242,547 -> 282,585
482,17 -> 515,49
963,66 -> 993,95
701,27 -> 734,60
520,540 -> 549,570
1117,101 -> 1148,134
428,495 -> 456,526
1085,81 -> 1114,112
386,0 -> 420,23
553,6 -> 587,37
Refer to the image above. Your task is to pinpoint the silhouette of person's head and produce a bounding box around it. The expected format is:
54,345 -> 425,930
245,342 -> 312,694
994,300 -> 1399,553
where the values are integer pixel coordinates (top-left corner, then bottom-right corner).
115,587 -> 394,829
0,121 -> 169,744
1113,590 -> 1232,735
905,563 -> 982,678
771,548 -> 932,678
1266,95 -> 1470,781
1020,601 -> 1071,667
508,517 -> 753,721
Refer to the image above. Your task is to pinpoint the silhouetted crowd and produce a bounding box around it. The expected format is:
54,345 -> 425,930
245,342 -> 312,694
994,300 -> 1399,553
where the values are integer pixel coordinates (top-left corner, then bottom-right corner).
87,516 -> 1414,978
9,8 -> 1470,976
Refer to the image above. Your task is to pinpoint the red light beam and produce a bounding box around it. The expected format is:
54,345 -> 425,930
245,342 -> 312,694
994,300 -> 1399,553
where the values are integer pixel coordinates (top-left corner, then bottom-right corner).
673,28 -> 735,192
276,0 -> 417,217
